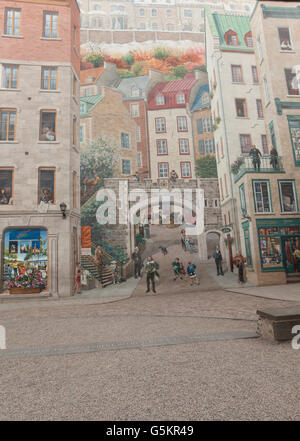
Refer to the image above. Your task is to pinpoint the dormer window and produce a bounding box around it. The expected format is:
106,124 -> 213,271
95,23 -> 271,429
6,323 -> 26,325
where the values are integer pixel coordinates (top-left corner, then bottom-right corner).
156,94 -> 165,105
131,86 -> 140,97
176,93 -> 185,104
202,92 -> 210,105
245,31 -> 253,48
225,30 -> 238,46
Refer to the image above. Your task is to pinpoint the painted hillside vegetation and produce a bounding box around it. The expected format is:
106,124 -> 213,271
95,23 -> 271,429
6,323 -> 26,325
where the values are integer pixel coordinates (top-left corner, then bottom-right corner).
81,44 -> 205,79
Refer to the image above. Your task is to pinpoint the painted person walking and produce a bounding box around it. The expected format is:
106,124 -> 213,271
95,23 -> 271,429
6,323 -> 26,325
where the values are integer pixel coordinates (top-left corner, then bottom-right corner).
213,246 -> 224,276
145,256 -> 159,293
186,262 -> 199,286
132,246 -> 142,278
172,257 -> 183,281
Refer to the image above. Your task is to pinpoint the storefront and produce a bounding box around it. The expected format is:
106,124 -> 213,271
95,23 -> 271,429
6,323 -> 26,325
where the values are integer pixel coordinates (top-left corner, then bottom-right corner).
256,219 -> 300,273
3,228 -> 48,291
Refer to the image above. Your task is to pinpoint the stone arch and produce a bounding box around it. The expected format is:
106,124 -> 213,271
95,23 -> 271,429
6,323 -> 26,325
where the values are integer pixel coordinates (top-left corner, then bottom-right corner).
198,229 -> 225,262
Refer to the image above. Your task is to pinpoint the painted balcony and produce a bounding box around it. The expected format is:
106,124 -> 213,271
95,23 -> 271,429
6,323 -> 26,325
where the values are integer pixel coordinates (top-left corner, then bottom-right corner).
232,155 -> 285,183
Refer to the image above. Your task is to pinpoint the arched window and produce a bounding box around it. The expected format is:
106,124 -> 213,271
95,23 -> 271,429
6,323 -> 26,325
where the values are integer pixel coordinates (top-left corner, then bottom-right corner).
245,31 -> 253,48
224,30 -> 238,46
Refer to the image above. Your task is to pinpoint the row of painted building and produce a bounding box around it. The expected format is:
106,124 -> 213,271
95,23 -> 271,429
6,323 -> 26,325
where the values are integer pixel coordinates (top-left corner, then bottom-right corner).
205,1 -> 300,285
79,64 -> 214,180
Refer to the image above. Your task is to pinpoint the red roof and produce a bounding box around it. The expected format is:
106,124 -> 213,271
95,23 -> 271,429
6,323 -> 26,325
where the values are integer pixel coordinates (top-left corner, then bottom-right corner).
147,74 -> 198,111
80,67 -> 104,86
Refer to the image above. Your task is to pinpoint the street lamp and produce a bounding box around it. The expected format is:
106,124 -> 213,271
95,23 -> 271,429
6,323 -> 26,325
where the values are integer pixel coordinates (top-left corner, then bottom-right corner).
60,202 -> 67,219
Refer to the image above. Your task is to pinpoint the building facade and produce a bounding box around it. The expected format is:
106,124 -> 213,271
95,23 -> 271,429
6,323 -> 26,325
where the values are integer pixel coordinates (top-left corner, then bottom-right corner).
80,62 -> 120,97
206,2 -> 300,285
147,74 -> 201,180
79,0 -> 255,46
0,0 -> 81,296
80,86 -> 138,184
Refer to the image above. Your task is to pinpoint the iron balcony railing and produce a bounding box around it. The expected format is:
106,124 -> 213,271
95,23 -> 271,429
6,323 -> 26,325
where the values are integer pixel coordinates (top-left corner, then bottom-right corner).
232,155 -> 285,183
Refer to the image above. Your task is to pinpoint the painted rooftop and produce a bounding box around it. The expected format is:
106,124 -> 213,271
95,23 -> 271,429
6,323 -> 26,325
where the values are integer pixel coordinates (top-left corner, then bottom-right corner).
80,94 -> 104,117
191,84 -> 210,111
117,76 -> 151,100
206,7 -> 254,52
147,74 -> 198,110
80,67 -> 104,86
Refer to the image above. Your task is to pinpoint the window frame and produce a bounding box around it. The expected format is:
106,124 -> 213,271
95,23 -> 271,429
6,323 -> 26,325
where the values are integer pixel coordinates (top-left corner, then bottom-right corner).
41,67 -> 57,90
0,167 -> 14,205
5,8 -> 21,36
38,167 -> 56,205
180,161 -> 192,178
251,66 -> 259,84
121,132 -> 130,149
176,93 -> 185,104
156,139 -> 168,156
261,134 -> 268,155
278,180 -> 298,213
278,27 -> 293,51
179,138 -> 190,155
3,65 -> 19,89
239,134 -> 252,154
235,98 -> 248,118
155,117 -> 166,133
177,116 -> 188,132
256,99 -> 263,118
39,110 -> 57,142
73,171 -> 77,209
158,162 -> 169,178
252,179 -> 272,213
231,65 -> 243,83
43,11 -> 59,39
0,108 -> 17,142
121,159 -> 131,175
130,103 -> 140,117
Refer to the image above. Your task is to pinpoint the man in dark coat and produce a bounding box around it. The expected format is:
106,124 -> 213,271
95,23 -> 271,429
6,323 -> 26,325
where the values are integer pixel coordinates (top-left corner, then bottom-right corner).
249,145 -> 262,171
145,256 -> 159,293
213,246 -> 224,276
132,246 -> 142,278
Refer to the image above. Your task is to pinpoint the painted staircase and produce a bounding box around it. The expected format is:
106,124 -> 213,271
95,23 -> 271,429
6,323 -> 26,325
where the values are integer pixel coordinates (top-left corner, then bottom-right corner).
80,255 -> 114,288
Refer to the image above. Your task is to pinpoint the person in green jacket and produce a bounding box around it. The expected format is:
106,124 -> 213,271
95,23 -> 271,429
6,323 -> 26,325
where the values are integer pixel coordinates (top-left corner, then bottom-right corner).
172,257 -> 183,281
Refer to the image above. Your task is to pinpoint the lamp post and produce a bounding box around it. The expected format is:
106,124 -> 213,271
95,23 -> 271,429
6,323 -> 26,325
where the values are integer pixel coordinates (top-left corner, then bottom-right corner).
60,202 -> 67,219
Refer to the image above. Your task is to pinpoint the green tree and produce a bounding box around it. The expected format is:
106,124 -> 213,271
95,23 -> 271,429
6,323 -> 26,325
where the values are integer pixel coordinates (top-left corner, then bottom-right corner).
130,61 -> 145,77
122,53 -> 135,66
84,52 -> 105,68
195,155 -> 218,178
194,65 -> 207,73
172,65 -> 188,79
153,47 -> 171,60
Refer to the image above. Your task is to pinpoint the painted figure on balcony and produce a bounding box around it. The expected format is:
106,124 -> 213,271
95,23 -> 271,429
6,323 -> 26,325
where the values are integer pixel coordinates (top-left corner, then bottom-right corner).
270,146 -> 279,169
249,144 -> 262,171
170,170 -> 178,183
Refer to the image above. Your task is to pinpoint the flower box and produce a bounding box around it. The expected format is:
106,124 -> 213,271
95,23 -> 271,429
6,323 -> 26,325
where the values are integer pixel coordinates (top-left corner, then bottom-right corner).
9,287 -> 41,294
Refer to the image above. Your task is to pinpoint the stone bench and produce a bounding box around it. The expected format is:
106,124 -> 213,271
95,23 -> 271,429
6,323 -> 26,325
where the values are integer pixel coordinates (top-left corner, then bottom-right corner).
257,307 -> 300,342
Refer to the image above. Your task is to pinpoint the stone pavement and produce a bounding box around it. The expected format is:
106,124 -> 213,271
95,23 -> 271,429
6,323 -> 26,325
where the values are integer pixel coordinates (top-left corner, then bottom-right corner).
0,224 -> 300,420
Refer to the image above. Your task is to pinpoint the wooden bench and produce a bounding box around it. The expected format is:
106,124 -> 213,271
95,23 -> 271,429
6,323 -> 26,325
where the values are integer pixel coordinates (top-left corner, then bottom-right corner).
257,306 -> 300,342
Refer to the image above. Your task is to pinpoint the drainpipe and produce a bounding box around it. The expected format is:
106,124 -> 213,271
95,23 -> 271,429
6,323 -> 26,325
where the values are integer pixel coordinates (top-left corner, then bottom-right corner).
213,50 -> 241,254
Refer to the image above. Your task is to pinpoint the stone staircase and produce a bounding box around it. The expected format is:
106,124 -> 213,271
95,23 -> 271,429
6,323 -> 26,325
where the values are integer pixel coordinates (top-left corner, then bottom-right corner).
80,254 -> 114,288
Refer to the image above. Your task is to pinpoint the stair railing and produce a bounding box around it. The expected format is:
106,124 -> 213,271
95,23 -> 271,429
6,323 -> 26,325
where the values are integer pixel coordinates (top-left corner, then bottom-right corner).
91,242 -> 123,282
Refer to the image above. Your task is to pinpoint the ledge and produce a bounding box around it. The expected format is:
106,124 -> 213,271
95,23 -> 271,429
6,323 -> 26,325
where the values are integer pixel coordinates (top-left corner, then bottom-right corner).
1,34 -> 24,39
40,37 -> 62,41
0,141 -> 19,144
0,88 -> 20,92
37,141 -> 60,144
39,89 -> 61,93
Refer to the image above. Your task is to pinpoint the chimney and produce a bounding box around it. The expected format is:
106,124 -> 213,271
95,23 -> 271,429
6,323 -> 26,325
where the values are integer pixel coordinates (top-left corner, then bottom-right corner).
194,69 -> 208,85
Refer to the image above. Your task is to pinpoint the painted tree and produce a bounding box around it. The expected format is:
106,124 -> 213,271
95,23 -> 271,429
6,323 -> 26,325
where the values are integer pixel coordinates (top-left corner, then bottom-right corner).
195,155 -> 218,178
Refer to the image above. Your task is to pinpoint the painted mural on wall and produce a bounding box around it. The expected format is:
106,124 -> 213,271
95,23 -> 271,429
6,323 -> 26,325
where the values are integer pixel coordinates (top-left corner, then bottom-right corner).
3,228 -> 48,289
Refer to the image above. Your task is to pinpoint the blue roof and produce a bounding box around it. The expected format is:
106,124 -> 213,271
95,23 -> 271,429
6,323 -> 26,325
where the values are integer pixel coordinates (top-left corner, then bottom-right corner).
191,84 -> 210,111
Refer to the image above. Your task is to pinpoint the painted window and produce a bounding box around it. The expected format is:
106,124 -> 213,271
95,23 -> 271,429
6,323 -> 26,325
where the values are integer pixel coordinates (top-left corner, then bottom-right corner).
278,27 -> 292,51
261,134 -> 268,154
179,139 -> 189,154
157,139 -> 168,155
257,228 -> 283,271
139,8 -> 145,16
243,226 -> 253,267
80,125 -> 84,143
73,171 -> 77,209
253,180 -> 272,213
257,35 -> 263,62
41,67 -> 57,90
152,23 -> 158,30
177,116 -> 187,132
184,9 -> 192,17
284,68 -> 299,96
155,117 -> 166,133
0,109 -> 16,141
176,93 -> 185,104
167,24 -> 174,31
180,162 -> 191,178
136,126 -> 141,142
137,152 -> 142,168
240,134 -> 251,154
158,162 -> 169,178
288,117 -> 300,165
3,65 -> 19,89
152,9 -> 157,16
235,99 -> 247,117
278,180 -> 298,213
205,139 -> 215,154
251,66 -> 258,84
263,76 -> 270,103
156,95 -> 165,105
256,99 -> 263,118
130,103 -> 139,117
202,92 -> 210,105
198,140 -> 205,155
43,12 -> 58,38
166,9 -> 172,17
224,30 -> 238,46
40,110 -> 56,141
239,184 -> 247,214
39,168 -> 55,204
131,86 -> 140,97
269,121 -> 277,150
121,132 -> 130,149
122,159 -> 131,175
73,117 -> 77,146
231,65 -> 242,83
5,8 -> 20,36
0,169 -> 13,205
196,117 -> 212,134
245,31 -> 253,47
